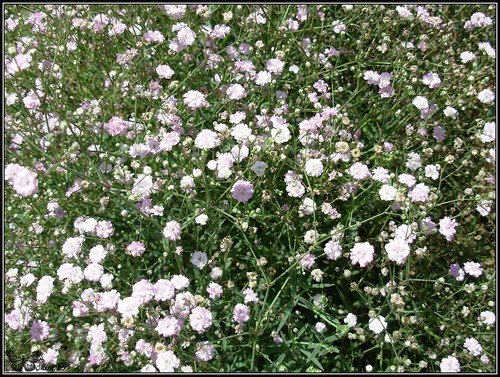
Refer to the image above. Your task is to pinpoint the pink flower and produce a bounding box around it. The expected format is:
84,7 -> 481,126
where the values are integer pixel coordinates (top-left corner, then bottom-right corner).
30,320 -> 50,341
97,290 -> 120,312
105,116 -> 128,136
299,253 -> 316,269
72,300 -> 89,317
62,236 -> 85,258
11,167 -> 38,196
163,220 -> 181,241
132,279 -> 155,304
460,51 -> 476,63
195,129 -> 221,149
153,279 -> 175,301
372,167 -> 390,183
479,121 -> 495,143
6,53 -> 32,75
132,174 -> 153,197
397,173 -> 416,187
231,123 -> 252,142
349,162 -> 372,180
463,261 -> 483,277
42,348 -> 59,365
464,337 -> 482,356
177,26 -> 196,45
439,216 -> 458,242
183,90 -> 209,109
195,341 -> 215,361
5,163 -> 23,183
170,292 -> 195,319
412,96 -> 429,110
155,315 -> 183,337
408,183 -> 430,203
87,323 -> 107,345
156,64 -> 174,79
324,240 -> 343,260
156,350 -> 180,372
36,275 -> 55,303
170,274 -> 189,290
206,282 -> 223,299
422,72 -> 441,88
349,242 -> 375,268
242,288 -> 259,303
127,241 -> 145,257
189,306 -> 213,334
23,90 -> 41,109
162,5 -> 187,19
266,58 -> 284,74
364,70 -> 381,85
233,303 -> 250,323
433,126 -> 446,142
84,263 -> 104,282
231,179 -> 254,203
440,356 -> 461,373
449,263 -> 465,281
226,83 -> 247,100
95,220 -> 114,238
284,170 -> 306,198
144,30 -> 165,43
6,309 -> 31,331
159,131 -> 181,152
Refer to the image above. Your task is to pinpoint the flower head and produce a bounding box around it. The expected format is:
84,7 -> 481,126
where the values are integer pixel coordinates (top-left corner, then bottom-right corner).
350,242 -> 375,268
231,179 -> 254,202
233,303 -> 250,323
163,220 -> 181,241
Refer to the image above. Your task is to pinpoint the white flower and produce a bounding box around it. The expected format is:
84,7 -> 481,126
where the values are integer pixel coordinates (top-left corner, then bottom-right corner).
132,174 -> 153,197
478,311 -> 495,325
440,356 -> 461,372
463,261 -> 483,277
195,214 -> 208,225
304,158 -> 324,177
299,197 -> 316,216
368,315 -> 387,334
412,96 -> 429,110
250,161 -> 268,177
477,88 -> 495,104
315,322 -> 327,333
117,297 -> 140,317
478,121 -> 495,143
385,238 -> 410,265
379,184 -> 397,201
191,251 -> 208,269
271,124 -> 291,144
231,144 -> 250,162
344,313 -> 357,327
464,337 -> 482,357
476,200 -> 492,216
443,106 -> 458,119
156,350 -> 180,372
177,26 -> 196,46
303,229 -> 319,244
255,71 -> 272,85
156,64 -> 174,79
424,165 -> 440,180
